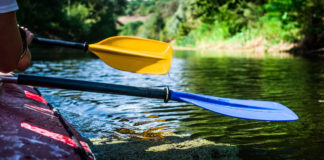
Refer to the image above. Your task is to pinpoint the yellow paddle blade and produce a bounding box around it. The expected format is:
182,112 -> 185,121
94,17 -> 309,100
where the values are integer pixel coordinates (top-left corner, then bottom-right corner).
88,36 -> 172,75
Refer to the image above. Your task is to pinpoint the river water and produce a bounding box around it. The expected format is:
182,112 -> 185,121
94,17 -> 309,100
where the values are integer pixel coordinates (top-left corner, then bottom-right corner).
25,49 -> 324,159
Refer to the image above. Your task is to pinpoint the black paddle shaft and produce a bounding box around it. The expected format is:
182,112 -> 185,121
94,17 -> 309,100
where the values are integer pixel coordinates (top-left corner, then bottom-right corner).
33,36 -> 88,51
17,75 -> 170,102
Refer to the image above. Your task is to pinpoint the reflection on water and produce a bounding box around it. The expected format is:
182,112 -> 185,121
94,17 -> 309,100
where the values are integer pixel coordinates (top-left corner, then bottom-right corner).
25,49 -> 324,159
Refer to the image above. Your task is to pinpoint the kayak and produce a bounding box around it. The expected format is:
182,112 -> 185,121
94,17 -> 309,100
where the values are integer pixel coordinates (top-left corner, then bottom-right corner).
0,81 -> 95,159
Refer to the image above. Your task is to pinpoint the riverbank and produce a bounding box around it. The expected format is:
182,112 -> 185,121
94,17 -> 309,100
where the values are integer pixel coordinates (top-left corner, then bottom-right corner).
117,14 -> 297,58
118,0 -> 324,59
171,37 -> 296,58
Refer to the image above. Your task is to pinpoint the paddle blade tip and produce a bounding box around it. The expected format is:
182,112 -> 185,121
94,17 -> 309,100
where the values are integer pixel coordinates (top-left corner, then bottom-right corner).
170,90 -> 299,121
269,102 -> 299,121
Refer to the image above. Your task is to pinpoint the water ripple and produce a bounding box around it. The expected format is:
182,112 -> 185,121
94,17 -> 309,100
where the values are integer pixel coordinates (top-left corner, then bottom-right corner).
24,50 -> 324,159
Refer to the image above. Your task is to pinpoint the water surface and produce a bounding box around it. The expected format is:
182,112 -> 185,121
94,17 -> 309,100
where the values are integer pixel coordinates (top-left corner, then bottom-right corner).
26,49 -> 324,159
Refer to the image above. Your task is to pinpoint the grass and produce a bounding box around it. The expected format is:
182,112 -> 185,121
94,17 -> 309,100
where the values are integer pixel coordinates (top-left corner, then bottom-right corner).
174,17 -> 301,54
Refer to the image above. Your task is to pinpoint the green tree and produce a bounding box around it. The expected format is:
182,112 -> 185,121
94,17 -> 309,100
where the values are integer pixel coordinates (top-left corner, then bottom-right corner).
17,0 -> 126,42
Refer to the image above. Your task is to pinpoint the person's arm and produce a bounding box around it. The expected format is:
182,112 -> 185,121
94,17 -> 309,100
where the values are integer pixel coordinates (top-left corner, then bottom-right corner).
0,11 -> 23,73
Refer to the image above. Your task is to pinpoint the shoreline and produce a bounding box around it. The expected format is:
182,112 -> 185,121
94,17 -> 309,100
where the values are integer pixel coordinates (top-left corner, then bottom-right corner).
171,37 -> 297,58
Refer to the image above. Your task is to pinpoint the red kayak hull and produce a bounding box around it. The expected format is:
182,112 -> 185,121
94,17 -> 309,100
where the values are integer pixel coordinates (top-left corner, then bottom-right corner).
0,82 -> 94,159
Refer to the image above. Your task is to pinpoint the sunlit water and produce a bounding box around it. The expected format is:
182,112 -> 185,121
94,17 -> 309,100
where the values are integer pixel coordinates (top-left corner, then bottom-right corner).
25,49 -> 324,159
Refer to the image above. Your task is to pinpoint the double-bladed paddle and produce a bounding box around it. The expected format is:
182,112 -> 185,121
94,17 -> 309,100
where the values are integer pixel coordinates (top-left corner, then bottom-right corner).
33,36 -> 172,75
0,75 -> 299,121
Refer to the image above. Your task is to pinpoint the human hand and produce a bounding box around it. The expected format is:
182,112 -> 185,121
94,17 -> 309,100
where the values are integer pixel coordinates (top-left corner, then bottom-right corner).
17,26 -> 34,71
17,48 -> 31,71
19,26 -> 34,46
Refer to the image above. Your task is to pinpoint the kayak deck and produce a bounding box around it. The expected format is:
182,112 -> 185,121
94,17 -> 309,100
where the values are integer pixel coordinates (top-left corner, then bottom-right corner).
0,82 -> 94,159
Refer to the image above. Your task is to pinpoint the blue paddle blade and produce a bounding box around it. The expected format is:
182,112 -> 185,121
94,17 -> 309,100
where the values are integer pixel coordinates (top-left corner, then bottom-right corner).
170,90 -> 298,121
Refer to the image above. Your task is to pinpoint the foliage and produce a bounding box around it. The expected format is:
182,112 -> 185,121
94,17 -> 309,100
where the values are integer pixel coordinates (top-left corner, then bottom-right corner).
139,12 -> 165,40
16,0 -> 324,53
119,21 -> 143,36
136,1 -> 178,41
122,0 -> 324,53
17,0 -> 127,42
262,0 -> 324,50
124,0 -> 155,15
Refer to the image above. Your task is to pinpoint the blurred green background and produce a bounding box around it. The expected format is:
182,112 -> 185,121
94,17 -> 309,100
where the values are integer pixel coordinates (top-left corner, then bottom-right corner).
17,0 -> 324,56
